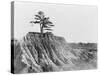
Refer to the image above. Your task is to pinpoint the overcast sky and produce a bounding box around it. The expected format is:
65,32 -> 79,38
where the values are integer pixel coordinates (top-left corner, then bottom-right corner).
14,1 -> 98,43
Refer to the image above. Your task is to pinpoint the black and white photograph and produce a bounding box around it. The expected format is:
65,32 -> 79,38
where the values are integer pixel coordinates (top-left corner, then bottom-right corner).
11,1 -> 98,74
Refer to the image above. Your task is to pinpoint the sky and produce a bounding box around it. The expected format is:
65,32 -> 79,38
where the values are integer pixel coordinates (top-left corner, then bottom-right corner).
14,1 -> 98,43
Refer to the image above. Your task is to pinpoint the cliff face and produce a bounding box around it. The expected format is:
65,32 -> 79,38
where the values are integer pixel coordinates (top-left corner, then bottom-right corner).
13,32 -> 78,73
12,32 -> 97,74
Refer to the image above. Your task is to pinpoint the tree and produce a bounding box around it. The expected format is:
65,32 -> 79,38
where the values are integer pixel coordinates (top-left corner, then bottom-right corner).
30,11 -> 54,34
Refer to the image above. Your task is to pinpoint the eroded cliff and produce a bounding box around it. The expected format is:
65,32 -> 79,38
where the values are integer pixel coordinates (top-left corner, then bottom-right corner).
12,32 -> 97,74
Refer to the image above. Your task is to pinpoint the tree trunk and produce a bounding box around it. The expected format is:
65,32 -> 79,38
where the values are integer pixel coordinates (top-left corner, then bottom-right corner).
40,24 -> 43,34
41,27 -> 43,34
40,24 -> 43,37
